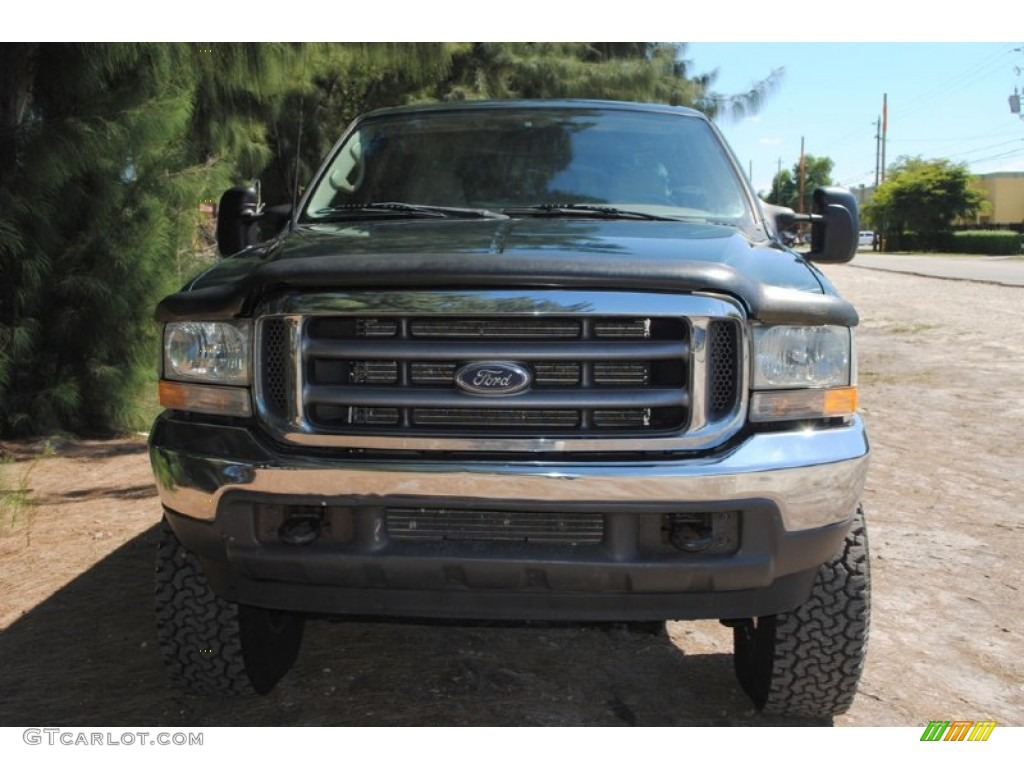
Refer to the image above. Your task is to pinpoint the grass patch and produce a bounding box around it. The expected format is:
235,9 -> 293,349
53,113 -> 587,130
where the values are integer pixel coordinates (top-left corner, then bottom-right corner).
886,323 -> 940,334
859,369 -> 938,385
0,458 -> 38,540
130,374 -> 163,434
0,439 -> 57,542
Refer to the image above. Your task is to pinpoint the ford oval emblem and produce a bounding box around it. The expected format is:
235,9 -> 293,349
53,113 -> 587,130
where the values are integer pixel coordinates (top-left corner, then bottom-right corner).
454,362 -> 531,396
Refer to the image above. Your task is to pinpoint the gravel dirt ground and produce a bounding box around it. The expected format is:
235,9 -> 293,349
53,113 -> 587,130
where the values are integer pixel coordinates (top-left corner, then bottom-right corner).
1,262 -> 1021,727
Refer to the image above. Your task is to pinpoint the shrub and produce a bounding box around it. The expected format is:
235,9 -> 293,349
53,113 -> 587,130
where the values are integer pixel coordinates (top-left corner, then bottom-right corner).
948,230 -> 1021,255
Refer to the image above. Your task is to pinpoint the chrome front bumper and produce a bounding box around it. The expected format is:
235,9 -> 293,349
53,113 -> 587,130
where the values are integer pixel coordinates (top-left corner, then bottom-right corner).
150,415 -> 868,533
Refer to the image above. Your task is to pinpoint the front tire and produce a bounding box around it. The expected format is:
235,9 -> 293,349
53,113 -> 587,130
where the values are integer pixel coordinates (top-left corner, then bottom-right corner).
154,518 -> 304,695
733,506 -> 870,718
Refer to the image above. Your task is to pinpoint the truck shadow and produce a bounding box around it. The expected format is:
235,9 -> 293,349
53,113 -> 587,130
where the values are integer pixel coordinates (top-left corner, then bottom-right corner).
0,527 -> 830,727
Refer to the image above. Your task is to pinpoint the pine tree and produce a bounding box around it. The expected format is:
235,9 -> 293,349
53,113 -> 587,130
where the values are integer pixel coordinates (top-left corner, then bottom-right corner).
429,43 -> 779,119
0,43 -> 296,435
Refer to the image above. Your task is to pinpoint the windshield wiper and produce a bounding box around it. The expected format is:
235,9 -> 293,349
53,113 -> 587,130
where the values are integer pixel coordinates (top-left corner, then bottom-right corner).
314,202 -> 507,220
501,203 -> 677,221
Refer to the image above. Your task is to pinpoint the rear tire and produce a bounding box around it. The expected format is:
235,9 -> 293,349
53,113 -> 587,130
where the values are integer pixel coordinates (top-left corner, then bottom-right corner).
733,505 -> 870,718
154,518 -> 304,695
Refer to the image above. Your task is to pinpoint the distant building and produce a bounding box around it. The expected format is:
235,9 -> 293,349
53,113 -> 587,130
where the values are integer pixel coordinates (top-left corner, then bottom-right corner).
970,172 -> 1024,226
853,184 -> 875,208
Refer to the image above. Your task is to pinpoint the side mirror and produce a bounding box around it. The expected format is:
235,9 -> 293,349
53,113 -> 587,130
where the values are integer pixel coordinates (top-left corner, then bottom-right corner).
216,187 -> 260,256
807,187 -> 858,264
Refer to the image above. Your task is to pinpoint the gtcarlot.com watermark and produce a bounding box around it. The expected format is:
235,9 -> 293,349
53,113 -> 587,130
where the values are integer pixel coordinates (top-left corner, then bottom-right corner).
23,729 -> 203,747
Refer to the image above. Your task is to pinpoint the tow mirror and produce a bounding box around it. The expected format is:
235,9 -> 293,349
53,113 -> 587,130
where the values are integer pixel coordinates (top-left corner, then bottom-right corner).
807,187 -> 858,264
763,188 -> 858,264
215,188 -> 293,257
216,187 -> 260,257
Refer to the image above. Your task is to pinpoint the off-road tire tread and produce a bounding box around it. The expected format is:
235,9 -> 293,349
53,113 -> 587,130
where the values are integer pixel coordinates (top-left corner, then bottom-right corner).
154,519 -> 258,695
766,506 -> 870,717
735,506 -> 870,718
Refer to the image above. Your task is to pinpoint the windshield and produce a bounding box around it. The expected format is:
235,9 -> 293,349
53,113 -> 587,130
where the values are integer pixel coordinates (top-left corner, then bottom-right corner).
302,106 -> 755,225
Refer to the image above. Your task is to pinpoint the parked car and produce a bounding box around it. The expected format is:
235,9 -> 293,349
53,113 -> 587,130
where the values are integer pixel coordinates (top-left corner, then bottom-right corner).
858,230 -> 876,248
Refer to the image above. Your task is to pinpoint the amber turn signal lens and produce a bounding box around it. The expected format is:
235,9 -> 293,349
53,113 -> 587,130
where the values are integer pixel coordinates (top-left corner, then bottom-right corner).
750,386 -> 858,423
823,386 -> 858,417
158,380 -> 252,418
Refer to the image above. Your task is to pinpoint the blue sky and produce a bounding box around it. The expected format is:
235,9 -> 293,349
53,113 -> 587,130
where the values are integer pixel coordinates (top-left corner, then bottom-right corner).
688,42 -> 1024,195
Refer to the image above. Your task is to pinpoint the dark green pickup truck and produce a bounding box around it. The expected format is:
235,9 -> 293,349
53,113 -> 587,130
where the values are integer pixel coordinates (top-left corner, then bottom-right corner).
150,99 -> 870,718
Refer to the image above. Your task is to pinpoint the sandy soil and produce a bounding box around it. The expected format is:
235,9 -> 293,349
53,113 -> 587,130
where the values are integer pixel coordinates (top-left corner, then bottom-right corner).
1,262 -> 1021,726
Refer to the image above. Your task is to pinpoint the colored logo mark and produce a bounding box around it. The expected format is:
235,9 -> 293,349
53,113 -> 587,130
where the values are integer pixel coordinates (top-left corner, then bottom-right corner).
920,720 -> 996,742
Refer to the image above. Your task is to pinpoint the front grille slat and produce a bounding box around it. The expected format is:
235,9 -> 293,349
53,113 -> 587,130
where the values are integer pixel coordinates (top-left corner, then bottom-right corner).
305,385 -> 688,410
409,319 -> 581,338
303,338 -> 687,361
413,409 -> 579,428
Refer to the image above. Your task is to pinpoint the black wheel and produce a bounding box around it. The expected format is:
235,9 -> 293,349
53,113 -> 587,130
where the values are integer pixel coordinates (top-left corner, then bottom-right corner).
154,518 -> 304,695
733,505 -> 870,718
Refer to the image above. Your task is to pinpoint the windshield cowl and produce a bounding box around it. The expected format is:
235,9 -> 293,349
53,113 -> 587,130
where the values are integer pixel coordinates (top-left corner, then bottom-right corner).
314,202 -> 508,221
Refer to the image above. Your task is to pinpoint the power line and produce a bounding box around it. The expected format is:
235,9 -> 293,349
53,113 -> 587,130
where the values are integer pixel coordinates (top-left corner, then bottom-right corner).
892,44 -> 1014,116
815,45 -> 1015,174
823,44 -> 1017,185
886,127 -> 1023,143
968,147 -> 1024,166
946,138 -> 1024,160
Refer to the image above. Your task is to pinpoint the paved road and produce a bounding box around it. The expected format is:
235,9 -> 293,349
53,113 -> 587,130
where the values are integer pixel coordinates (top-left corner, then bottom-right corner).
847,252 -> 1024,286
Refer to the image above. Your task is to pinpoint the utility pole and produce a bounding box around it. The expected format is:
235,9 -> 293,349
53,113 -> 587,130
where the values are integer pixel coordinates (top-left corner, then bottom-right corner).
881,93 -> 888,183
798,136 -> 806,214
1011,49 -> 1023,119
874,116 -> 881,190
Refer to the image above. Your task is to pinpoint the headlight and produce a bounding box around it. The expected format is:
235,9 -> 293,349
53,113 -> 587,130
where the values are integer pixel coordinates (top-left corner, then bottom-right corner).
752,325 -> 851,389
750,325 -> 856,423
163,321 -> 251,385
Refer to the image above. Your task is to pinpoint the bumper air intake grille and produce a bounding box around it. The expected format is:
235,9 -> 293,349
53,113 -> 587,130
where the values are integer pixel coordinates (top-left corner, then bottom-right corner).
386,507 -> 604,545
707,321 -> 740,420
261,318 -> 289,417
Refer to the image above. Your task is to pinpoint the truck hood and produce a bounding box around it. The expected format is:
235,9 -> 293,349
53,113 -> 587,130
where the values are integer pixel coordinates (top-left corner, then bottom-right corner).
157,218 -> 857,326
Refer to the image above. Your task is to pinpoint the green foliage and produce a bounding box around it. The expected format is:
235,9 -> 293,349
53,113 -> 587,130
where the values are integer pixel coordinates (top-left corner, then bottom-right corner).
0,43 -> 264,436
257,44 -> 455,205
863,157 -> 986,251
765,155 -> 834,212
429,43 -> 780,120
949,230 -> 1021,255
258,43 -> 781,207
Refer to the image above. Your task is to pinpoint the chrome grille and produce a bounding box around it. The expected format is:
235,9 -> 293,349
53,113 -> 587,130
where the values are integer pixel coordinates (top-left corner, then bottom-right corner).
254,291 -> 747,451
300,315 -> 689,436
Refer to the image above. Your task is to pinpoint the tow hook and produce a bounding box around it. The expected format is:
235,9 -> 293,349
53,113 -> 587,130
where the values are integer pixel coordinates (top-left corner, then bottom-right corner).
665,513 -> 714,553
278,510 -> 323,545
